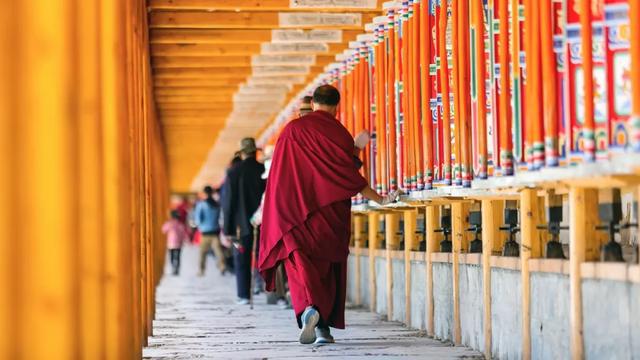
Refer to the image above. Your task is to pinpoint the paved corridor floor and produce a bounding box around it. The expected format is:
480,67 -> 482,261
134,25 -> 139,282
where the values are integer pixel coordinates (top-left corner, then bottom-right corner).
143,245 -> 482,359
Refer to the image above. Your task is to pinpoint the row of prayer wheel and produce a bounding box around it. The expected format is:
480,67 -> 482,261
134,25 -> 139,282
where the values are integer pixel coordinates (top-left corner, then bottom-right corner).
267,0 -> 640,194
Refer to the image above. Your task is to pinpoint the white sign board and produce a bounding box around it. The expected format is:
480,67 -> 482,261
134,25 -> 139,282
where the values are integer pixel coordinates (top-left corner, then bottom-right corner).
251,54 -> 316,66
238,84 -> 292,94
247,75 -> 306,85
261,42 -> 329,54
278,12 -> 362,27
289,0 -> 377,8
252,65 -> 310,76
271,29 -> 343,43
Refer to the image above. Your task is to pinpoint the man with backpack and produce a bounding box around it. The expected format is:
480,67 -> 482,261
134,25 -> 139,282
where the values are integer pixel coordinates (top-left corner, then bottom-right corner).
194,185 -> 226,275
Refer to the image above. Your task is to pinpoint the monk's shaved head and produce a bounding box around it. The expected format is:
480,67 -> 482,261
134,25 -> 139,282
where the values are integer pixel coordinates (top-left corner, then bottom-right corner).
312,85 -> 340,106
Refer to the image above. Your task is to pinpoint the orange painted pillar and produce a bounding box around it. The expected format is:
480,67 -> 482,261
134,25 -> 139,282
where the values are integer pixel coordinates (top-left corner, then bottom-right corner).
630,0 -> 640,151
579,0 -> 596,161
439,0 -> 453,184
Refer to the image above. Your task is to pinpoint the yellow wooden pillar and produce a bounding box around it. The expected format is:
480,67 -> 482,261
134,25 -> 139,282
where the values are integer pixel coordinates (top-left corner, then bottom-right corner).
404,209 -> 417,325
569,188 -> 599,359
101,0 -> 135,356
353,214 -> 365,306
385,212 -> 400,320
14,0 -> 79,357
76,0 -> 107,357
481,199 -> 502,359
0,4 -> 14,356
425,204 -> 441,336
451,202 -> 469,345
368,212 -> 380,312
519,189 -> 543,360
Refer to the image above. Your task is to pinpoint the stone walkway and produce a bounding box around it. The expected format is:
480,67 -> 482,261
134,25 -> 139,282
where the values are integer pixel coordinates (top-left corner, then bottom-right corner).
143,245 -> 482,359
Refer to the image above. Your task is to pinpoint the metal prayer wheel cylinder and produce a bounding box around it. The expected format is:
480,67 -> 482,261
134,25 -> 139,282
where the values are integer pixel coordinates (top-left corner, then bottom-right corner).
598,189 -> 624,262
436,207 -> 452,253
540,193 -> 566,259
501,206 -> 520,257
416,211 -> 426,251
467,210 -> 483,254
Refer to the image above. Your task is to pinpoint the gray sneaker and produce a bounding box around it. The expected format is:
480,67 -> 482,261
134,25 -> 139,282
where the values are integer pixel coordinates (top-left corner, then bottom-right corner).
236,298 -> 250,305
299,307 -> 320,344
314,327 -> 335,344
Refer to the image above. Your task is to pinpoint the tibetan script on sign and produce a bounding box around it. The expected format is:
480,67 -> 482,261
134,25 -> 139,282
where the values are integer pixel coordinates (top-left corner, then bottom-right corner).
247,76 -> 306,85
261,42 -> 329,54
252,66 -> 310,76
278,12 -> 361,27
271,29 -> 343,43
251,54 -> 316,66
289,0 -> 377,8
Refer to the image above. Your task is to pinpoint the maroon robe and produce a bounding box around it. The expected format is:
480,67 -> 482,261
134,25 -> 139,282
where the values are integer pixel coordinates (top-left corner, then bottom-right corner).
258,110 -> 368,329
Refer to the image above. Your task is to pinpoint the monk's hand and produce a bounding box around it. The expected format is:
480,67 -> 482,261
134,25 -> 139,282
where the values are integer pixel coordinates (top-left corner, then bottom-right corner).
231,236 -> 245,253
354,131 -> 370,150
380,189 -> 402,206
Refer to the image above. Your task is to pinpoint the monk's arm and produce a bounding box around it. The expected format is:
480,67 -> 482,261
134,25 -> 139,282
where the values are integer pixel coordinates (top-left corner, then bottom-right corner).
360,185 -> 384,204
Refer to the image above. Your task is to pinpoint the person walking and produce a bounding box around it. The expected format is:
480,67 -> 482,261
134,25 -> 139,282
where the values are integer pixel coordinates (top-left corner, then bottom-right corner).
162,210 -> 190,275
258,85 -> 399,344
194,185 -> 226,276
222,138 -> 266,305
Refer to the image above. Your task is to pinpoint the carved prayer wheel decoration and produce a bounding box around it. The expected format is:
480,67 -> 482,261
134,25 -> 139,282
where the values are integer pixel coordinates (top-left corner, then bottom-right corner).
436,207 -> 453,253
467,210 -> 483,253
598,189 -> 625,262
500,207 -> 520,257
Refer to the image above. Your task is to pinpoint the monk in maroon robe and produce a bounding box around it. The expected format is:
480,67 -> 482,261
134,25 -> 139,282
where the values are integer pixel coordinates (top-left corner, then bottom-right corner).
258,85 -> 398,344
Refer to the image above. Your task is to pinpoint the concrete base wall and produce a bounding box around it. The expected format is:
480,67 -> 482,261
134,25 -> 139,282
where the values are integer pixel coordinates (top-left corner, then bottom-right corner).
410,260 -> 427,330
582,279 -> 640,359
459,264 -> 484,352
530,272 -> 570,360
347,256 -> 357,304
360,255 -> 370,308
491,268 -> 522,360
392,258 -> 406,323
433,262 -> 453,341
375,256 -> 387,315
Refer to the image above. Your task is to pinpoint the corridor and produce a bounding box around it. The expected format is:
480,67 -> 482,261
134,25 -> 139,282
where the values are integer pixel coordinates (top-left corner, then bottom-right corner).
143,246 -> 482,359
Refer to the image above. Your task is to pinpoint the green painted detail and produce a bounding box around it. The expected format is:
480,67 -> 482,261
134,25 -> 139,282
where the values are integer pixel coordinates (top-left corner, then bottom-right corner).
470,28 -> 477,100
518,5 -> 524,19
512,78 -> 522,161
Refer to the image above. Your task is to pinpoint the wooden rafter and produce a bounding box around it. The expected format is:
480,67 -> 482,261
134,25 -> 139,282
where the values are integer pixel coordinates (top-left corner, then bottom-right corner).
149,29 -> 362,44
149,11 -> 375,30
148,0 -> 382,12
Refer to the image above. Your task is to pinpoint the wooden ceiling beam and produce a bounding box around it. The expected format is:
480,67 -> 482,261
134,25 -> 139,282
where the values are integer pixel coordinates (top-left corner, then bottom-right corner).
151,43 -> 260,56
148,0 -> 382,12
149,11 -> 375,30
149,29 -> 362,44
158,103 -> 249,110
161,118 -> 229,124
153,55 -> 251,67
153,66 -> 324,78
160,109 -> 234,117
154,66 -> 252,77
156,95 -> 236,103
151,55 -> 335,68
154,86 -> 239,95
154,78 -> 245,87
150,43 -> 347,56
